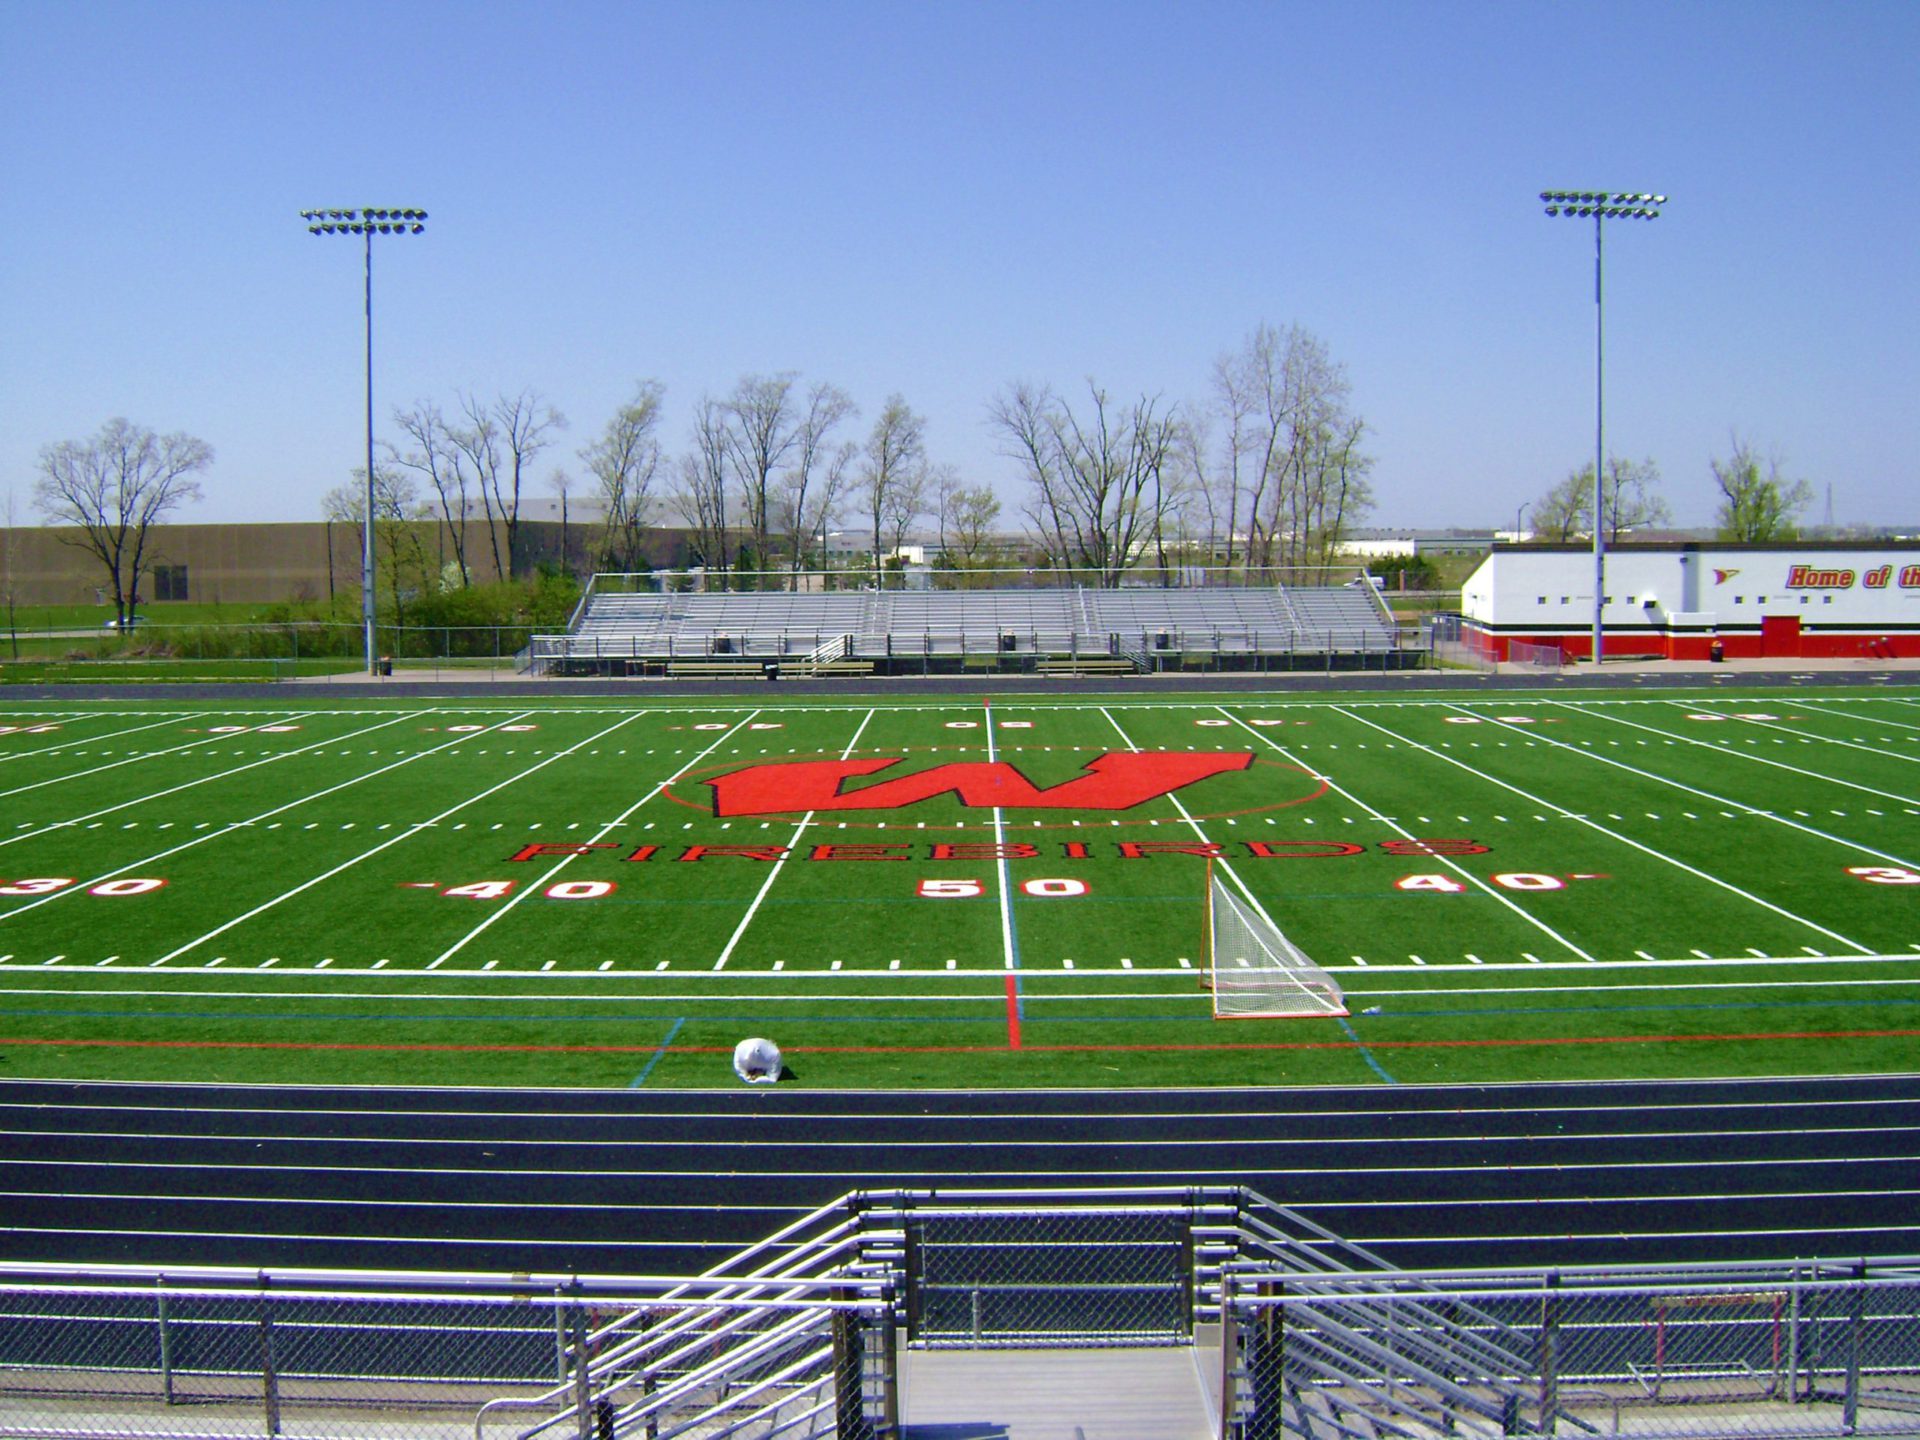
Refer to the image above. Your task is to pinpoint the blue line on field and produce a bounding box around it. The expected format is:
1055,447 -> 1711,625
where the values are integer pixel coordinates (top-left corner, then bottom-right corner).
629,1017 -> 685,1088
1337,1015 -> 1398,1084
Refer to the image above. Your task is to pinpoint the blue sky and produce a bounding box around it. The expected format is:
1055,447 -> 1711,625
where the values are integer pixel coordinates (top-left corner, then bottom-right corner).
4,0 -> 1916,533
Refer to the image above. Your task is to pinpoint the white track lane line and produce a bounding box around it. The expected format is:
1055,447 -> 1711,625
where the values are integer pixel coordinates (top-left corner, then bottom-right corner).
1217,706 -> 1599,962
1360,703 -> 1877,956
429,708 -> 760,969
0,709 -> 432,854
712,707 -> 878,970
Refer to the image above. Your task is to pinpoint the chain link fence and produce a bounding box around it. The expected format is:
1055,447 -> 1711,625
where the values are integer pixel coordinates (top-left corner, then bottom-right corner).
1222,1266 -> 1920,1440
6,1192 -> 1918,1440
904,1200 -> 1195,1347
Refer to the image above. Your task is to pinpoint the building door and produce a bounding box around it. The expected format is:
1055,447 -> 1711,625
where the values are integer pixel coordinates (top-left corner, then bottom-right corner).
1759,614 -> 1802,657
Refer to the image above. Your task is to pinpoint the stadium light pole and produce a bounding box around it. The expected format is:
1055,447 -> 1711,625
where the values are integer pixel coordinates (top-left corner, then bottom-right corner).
1540,190 -> 1665,664
300,207 -> 428,675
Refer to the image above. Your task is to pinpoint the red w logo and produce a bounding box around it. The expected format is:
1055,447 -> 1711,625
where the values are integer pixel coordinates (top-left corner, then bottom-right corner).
705,751 -> 1254,817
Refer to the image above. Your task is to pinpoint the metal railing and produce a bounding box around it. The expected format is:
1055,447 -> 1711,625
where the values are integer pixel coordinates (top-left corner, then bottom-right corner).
6,1190 -> 1917,1440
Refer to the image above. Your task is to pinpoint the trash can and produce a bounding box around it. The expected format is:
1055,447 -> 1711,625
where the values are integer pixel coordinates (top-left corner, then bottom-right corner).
377,657 -> 393,677
1708,639 -> 1724,664
762,661 -> 780,681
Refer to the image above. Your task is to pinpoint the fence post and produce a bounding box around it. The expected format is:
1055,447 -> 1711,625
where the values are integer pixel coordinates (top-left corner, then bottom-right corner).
570,1283 -> 593,1440
1844,1261 -> 1864,1434
1219,1270 -> 1237,1440
257,1272 -> 280,1436
1786,1264 -> 1803,1402
832,1285 -> 874,1440
876,1281 -> 900,1438
155,1277 -> 175,1405
1538,1272 -> 1560,1436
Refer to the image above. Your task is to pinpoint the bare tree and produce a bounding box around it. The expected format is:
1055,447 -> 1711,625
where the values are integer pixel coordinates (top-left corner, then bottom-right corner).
388,402 -> 475,586
491,390 -> 567,579
33,418 -> 210,627
672,396 -> 735,578
448,390 -> 565,583
722,373 -> 798,581
859,395 -> 927,582
580,381 -> 667,573
781,382 -> 858,585
1712,438 -> 1813,542
1208,323 -> 1372,569
988,381 -> 1177,586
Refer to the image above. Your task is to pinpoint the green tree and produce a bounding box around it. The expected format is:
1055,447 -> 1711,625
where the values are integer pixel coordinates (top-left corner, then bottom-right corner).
1530,457 -> 1669,542
1712,439 -> 1813,542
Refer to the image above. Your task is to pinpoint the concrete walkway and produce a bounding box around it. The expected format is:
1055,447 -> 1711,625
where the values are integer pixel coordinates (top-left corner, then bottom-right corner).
900,1347 -> 1219,1440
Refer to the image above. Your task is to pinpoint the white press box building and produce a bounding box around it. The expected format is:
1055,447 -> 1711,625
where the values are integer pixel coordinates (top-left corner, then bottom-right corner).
1461,542 -> 1920,662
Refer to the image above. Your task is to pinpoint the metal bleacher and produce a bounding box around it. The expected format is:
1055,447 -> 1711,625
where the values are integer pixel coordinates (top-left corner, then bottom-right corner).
524,573 -> 1413,677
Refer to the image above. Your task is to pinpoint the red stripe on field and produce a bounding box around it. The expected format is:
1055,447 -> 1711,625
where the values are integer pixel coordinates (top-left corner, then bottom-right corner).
1005,974 -> 1022,1050
9,1028 -> 1920,1057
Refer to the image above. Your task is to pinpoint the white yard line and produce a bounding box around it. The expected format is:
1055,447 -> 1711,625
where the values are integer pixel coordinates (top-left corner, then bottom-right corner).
1782,699 -> 1920,737
1655,701 -> 1920,766
428,709 -> 759,969
138,709 -> 624,964
1362,703 -> 1877,956
712,708 -> 877,970
1549,703 -> 1920,873
1216,707 -> 1601,962
0,712 -> 323,801
985,702 -> 1021,976
0,709 -> 431,853
0,709 -> 525,927
1096,705 -> 1276,930
0,710 -> 220,765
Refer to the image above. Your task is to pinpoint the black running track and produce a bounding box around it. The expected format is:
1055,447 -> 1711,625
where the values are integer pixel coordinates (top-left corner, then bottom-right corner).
4,1074 -> 1917,1276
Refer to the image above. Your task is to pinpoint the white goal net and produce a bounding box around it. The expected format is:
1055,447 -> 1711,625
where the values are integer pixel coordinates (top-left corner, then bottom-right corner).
1207,870 -> 1348,1019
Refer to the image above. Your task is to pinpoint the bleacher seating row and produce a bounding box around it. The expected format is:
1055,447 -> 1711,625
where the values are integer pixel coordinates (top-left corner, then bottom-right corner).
527,583 -> 1403,676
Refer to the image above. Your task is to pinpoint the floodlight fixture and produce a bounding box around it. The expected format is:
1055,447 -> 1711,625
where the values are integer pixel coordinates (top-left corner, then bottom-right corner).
300,204 -> 430,675
1538,186 -> 1668,665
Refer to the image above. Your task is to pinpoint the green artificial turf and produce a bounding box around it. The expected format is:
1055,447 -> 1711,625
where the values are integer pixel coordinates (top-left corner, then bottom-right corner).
0,686 -> 1915,1089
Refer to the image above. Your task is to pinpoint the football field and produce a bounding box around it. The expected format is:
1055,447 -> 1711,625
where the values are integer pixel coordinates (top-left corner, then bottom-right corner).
1,685 -> 1916,1090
